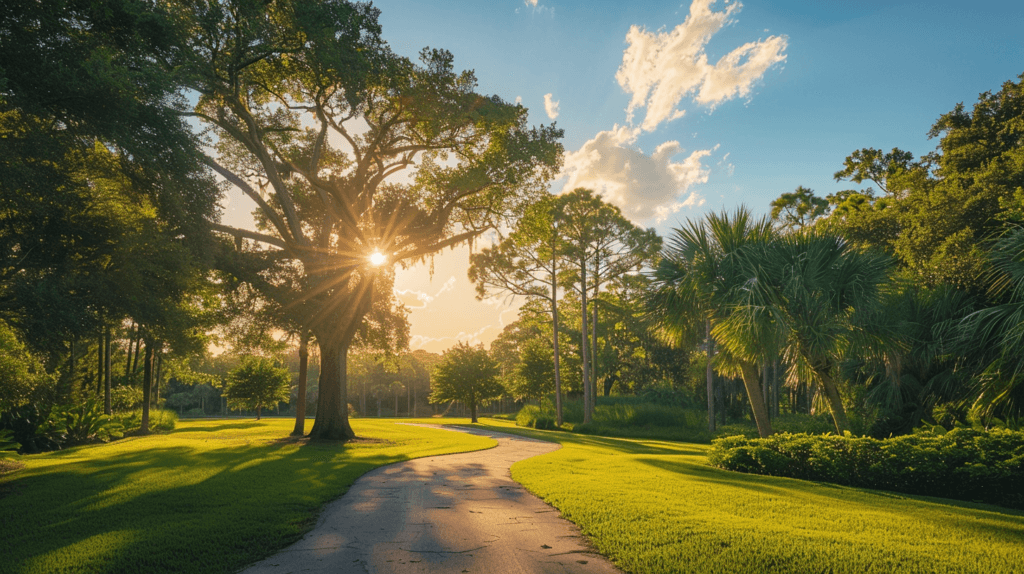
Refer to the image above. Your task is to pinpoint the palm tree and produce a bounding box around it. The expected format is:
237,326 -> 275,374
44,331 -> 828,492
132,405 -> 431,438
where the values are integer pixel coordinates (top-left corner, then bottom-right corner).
962,226 -> 1024,420
651,207 -> 776,437
720,229 -> 893,434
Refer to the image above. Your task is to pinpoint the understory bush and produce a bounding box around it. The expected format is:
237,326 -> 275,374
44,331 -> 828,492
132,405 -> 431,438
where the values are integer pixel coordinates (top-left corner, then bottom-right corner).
716,413 -> 836,438
0,404 -> 65,453
708,428 -> 1024,508
59,399 -> 123,445
112,408 -> 178,434
0,429 -> 19,455
516,405 -> 556,429
516,396 -> 712,440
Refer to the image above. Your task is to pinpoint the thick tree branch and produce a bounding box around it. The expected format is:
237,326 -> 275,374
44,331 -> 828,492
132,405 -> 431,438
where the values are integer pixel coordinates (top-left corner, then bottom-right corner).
209,222 -> 290,250
201,154 -> 294,244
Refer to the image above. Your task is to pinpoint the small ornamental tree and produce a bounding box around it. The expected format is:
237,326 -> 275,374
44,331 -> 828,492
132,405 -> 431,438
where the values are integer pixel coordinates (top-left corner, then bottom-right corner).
507,338 -> 554,403
225,356 -> 292,420
429,343 -> 502,423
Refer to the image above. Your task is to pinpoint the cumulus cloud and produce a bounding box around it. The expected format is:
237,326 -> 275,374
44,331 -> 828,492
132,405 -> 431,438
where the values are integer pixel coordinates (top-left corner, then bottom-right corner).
524,0 -> 538,6
543,93 -> 560,120
515,95 -> 522,105
616,0 -> 787,131
560,125 -> 713,223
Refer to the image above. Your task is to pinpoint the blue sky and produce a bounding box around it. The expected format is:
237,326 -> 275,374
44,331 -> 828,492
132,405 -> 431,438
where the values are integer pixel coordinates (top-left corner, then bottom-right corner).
222,1 -> 1024,352
374,0 -> 1022,218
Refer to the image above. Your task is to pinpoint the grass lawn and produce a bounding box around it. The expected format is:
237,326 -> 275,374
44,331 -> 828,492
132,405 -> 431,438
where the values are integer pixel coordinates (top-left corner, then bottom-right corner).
472,419 -> 1024,574
0,418 -> 494,574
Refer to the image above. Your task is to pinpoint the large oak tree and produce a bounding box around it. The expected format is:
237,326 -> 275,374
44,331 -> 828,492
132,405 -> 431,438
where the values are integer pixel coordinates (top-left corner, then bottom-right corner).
169,0 -> 562,439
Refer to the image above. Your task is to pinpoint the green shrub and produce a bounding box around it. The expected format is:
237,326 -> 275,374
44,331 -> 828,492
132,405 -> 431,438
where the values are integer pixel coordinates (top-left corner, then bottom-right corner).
709,428 -> 1024,509
715,413 -> 835,439
112,408 -> 178,434
638,387 -> 696,408
515,405 -> 556,429
59,399 -> 123,445
489,413 -> 517,421
0,429 -> 19,456
0,404 -> 65,453
148,409 -> 178,432
515,396 -> 715,441
111,386 -> 143,412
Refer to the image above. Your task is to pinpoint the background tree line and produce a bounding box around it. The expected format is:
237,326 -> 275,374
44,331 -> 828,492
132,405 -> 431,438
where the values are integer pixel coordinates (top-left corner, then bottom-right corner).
2,0 -> 1022,450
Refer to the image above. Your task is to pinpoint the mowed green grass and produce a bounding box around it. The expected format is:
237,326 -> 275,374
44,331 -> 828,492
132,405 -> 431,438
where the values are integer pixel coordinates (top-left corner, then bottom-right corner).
474,419 -> 1024,574
0,418 -> 494,574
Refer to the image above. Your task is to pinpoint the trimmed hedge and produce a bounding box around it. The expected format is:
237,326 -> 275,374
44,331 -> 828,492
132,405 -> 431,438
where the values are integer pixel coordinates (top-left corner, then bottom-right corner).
708,428 -> 1024,509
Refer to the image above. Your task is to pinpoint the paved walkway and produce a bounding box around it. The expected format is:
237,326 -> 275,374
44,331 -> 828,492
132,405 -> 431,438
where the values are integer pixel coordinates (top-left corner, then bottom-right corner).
241,425 -> 620,574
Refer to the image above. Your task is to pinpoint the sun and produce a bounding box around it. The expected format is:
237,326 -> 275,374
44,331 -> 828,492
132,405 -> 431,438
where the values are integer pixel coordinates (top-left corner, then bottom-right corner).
369,251 -> 386,266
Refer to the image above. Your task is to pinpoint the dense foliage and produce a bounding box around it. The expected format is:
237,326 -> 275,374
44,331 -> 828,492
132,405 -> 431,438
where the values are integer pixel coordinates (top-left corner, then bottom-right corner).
709,428 -> 1024,508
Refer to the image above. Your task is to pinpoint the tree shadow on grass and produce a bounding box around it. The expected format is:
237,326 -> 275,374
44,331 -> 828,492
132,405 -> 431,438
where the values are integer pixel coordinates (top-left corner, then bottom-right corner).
0,435 -> 434,574
167,421 -> 266,434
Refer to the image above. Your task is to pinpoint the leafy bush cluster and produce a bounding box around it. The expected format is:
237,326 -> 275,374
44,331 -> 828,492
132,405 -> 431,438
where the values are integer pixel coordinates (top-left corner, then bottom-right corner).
0,429 -> 19,456
708,428 -> 1024,508
0,402 -> 178,453
515,396 -> 714,441
516,405 -> 556,429
716,413 -> 837,438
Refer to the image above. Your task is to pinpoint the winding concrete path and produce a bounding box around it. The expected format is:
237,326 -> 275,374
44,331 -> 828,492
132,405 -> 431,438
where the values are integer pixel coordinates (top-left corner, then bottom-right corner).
240,425 -> 620,574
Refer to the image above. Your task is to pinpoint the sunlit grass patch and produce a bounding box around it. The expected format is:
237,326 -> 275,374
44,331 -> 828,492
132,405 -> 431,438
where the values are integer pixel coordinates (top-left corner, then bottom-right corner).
473,419 -> 1024,574
0,418 -> 493,574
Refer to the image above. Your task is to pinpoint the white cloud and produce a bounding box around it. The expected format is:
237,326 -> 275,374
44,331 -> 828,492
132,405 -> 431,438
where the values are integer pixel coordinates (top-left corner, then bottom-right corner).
410,324 -> 496,351
515,95 -> 522,105
560,124 -> 713,223
543,93 -> 560,120
394,276 -> 457,310
718,151 -> 735,177
524,0 -> 538,6
616,0 -> 787,131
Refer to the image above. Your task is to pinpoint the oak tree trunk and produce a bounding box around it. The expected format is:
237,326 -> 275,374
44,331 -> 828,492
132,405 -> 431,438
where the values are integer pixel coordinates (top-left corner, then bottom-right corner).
309,336 -> 357,440
292,331 -> 309,436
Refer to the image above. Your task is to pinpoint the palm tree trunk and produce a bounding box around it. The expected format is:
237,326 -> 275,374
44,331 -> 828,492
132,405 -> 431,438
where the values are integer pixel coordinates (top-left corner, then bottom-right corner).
816,369 -> 850,434
762,359 -> 770,421
706,320 -> 715,433
292,331 -> 309,436
739,362 -> 774,437
772,357 -> 781,418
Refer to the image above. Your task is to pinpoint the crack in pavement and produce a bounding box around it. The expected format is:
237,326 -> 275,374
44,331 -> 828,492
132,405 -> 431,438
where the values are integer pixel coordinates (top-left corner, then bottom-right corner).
240,425 -> 621,574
